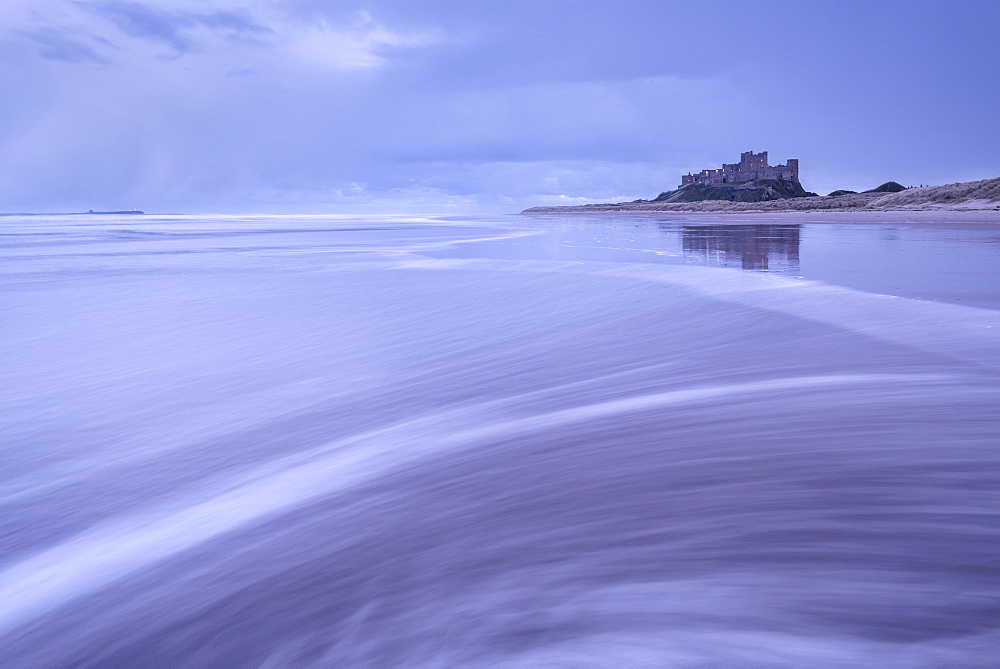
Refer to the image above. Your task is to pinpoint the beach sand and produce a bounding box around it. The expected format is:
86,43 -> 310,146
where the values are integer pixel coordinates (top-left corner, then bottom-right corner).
523,208 -> 1000,230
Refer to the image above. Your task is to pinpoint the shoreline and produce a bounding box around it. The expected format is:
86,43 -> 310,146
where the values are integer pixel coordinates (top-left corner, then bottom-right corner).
520,208 -> 1000,230
522,176 -> 1000,219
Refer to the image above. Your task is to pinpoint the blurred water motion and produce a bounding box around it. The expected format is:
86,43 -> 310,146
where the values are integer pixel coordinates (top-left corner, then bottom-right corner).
1,214 -> 998,665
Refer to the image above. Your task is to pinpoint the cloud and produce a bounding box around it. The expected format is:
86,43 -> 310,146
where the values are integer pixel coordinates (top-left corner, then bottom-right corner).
364,75 -> 747,165
8,1 -> 441,75
290,20 -> 437,70
190,7 -> 270,36
18,27 -> 108,64
2,1 -> 995,213
225,67 -> 258,78
73,0 -> 271,53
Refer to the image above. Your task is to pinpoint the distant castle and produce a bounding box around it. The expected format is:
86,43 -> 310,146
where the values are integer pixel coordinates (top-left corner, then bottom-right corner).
680,151 -> 799,188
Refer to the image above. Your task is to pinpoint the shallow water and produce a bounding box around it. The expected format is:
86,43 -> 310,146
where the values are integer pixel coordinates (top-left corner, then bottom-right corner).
1,214 -> 998,666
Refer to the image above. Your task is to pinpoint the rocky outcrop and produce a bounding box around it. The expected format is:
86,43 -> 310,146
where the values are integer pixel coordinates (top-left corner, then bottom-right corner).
652,178 -> 815,204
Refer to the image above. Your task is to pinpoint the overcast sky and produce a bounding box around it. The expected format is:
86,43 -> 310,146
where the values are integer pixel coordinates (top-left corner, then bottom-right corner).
2,0 -> 998,213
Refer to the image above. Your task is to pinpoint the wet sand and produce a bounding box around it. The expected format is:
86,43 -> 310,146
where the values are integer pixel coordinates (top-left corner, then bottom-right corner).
524,209 -> 1000,231
1,214 -> 999,664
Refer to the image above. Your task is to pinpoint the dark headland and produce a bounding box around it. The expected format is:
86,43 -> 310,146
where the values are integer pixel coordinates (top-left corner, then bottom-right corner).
522,151 -> 1000,214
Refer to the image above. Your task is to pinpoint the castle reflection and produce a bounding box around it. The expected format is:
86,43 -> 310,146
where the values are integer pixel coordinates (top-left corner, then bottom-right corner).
676,224 -> 801,272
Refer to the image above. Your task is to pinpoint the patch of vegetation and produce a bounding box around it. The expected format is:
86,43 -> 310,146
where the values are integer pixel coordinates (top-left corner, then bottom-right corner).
751,179 -> 816,197
827,189 -> 857,197
654,178 -> 815,203
676,186 -> 729,202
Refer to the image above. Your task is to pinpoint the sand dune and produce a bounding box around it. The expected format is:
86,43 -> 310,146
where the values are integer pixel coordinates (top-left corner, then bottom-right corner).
874,177 -> 1000,208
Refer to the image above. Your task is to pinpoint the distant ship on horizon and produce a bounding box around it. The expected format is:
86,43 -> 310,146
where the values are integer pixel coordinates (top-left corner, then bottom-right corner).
87,209 -> 144,215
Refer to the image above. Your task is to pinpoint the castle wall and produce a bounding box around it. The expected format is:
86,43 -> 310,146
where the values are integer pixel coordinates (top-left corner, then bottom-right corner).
680,151 -> 799,187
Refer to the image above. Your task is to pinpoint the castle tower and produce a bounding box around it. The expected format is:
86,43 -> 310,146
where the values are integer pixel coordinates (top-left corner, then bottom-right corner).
786,159 -> 799,181
740,151 -> 768,169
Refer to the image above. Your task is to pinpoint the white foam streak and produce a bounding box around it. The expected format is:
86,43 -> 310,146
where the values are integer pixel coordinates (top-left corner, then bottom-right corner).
0,372 -> 944,636
403,256 -> 1000,367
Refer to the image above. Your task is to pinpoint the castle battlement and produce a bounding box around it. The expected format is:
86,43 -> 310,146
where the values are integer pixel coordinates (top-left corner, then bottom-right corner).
681,151 -> 799,188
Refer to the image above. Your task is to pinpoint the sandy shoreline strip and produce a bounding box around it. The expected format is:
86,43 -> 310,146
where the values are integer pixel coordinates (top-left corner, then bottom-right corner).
521,177 -> 1000,227
521,209 -> 1000,230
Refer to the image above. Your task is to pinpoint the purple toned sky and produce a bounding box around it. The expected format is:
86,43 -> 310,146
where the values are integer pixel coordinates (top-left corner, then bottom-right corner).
1,0 -> 998,213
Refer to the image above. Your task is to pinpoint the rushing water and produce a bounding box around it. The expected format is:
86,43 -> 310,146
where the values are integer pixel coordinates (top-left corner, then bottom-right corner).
1,213 -> 998,666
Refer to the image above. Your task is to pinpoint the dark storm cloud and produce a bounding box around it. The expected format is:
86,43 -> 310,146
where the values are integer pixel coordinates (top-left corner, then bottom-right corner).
19,27 -> 108,65
74,1 -> 271,53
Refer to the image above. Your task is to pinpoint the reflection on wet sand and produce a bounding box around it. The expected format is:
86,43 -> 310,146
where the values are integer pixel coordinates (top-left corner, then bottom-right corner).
676,224 -> 801,271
